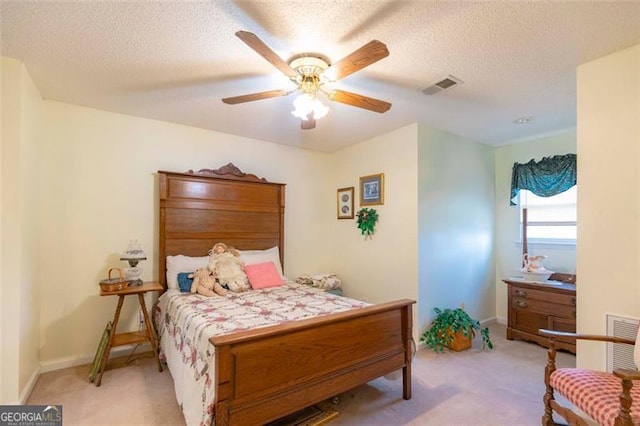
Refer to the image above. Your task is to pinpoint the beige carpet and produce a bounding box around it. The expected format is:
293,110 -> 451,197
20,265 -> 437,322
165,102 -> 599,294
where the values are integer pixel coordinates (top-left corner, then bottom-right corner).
27,324 -> 575,425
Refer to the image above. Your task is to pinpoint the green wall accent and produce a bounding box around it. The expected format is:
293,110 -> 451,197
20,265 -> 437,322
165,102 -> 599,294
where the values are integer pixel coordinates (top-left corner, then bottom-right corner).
417,124 -> 496,333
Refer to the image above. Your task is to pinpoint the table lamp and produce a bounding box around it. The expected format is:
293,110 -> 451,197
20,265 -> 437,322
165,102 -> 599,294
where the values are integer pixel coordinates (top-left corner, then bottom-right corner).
120,240 -> 146,285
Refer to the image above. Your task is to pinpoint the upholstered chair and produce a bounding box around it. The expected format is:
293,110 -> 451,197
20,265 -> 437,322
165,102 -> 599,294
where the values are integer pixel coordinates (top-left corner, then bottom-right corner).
540,327 -> 640,425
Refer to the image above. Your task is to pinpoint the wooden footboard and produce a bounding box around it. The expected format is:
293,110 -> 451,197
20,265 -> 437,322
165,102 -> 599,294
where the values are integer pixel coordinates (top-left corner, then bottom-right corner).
210,299 -> 414,425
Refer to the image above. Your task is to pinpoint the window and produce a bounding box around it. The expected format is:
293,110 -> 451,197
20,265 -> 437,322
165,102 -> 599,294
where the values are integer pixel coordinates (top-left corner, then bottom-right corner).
520,186 -> 576,244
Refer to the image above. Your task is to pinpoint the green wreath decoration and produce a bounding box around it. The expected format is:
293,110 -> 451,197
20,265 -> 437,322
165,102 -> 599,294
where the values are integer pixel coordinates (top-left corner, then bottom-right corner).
356,208 -> 378,237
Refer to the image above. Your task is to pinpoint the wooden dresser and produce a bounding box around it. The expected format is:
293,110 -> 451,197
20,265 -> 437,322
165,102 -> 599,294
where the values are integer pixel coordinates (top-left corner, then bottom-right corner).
504,276 -> 577,354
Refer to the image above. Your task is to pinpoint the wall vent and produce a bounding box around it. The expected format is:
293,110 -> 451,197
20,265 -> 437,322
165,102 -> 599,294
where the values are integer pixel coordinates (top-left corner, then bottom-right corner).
421,75 -> 464,96
606,314 -> 639,373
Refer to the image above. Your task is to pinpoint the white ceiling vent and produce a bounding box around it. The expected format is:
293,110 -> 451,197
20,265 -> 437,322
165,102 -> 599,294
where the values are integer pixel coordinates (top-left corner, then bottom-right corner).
422,75 -> 464,96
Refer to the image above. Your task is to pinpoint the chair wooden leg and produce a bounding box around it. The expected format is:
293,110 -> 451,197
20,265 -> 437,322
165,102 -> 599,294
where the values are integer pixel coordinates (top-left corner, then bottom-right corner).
614,378 -> 634,426
542,340 -> 557,426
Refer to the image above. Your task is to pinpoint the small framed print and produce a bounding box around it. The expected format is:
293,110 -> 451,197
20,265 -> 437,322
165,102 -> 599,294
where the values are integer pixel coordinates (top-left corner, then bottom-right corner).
359,173 -> 384,206
337,187 -> 354,219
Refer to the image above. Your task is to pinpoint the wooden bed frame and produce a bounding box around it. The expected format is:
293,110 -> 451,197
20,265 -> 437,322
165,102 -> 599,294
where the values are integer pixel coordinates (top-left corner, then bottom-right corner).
158,164 -> 415,425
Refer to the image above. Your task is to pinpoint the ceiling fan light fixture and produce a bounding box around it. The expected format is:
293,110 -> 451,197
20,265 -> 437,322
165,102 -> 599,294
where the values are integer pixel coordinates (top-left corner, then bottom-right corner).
291,93 -> 329,120
225,31 -> 391,129
299,75 -> 320,93
289,56 -> 330,78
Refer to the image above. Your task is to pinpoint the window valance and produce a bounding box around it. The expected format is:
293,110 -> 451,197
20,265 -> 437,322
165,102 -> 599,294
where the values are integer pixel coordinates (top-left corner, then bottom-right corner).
510,154 -> 577,205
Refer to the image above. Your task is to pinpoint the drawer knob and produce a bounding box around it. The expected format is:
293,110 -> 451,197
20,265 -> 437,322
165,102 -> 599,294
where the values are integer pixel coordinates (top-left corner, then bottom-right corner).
515,289 -> 527,297
572,297 -> 576,306
516,300 -> 528,308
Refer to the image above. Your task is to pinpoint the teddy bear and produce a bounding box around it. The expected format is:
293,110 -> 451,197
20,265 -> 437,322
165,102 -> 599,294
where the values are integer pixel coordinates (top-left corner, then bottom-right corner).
189,268 -> 226,297
207,242 -> 250,292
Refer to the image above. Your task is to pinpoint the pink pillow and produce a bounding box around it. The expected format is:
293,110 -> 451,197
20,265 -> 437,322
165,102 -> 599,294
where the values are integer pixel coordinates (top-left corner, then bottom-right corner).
245,261 -> 284,289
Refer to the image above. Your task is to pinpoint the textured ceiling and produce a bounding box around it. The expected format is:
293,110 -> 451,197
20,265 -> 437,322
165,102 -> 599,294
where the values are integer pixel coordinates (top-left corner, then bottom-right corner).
2,1 -> 640,152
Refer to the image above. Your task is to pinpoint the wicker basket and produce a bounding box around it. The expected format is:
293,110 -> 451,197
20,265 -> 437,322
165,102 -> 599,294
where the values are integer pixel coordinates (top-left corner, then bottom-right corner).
99,268 -> 129,292
447,329 -> 473,352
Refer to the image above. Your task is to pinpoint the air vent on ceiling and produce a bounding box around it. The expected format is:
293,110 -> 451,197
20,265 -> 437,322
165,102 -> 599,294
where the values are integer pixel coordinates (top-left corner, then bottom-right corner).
422,75 -> 464,96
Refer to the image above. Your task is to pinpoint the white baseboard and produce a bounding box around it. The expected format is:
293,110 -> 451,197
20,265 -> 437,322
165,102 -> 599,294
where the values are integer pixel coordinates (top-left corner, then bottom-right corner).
18,349 -> 110,404
22,343 -> 152,403
19,365 -> 42,404
40,343 -> 150,373
40,355 -> 85,373
480,316 -> 497,326
495,316 -> 507,325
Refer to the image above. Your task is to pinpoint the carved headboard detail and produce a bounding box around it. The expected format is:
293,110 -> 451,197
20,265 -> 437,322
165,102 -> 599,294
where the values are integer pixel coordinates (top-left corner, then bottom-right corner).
186,162 -> 268,183
158,165 -> 285,290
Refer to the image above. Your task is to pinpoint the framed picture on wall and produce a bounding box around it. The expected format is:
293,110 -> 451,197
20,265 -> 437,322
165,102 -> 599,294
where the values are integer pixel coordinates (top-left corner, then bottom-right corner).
337,187 -> 354,219
359,173 -> 384,206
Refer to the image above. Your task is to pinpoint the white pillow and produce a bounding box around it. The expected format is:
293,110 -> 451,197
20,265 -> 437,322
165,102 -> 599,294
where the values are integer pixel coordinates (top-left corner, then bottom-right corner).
238,246 -> 284,277
166,255 -> 209,289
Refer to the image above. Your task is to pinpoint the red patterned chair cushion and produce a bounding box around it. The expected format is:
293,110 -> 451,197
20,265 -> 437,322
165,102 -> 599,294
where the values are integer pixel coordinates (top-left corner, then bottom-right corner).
551,368 -> 640,426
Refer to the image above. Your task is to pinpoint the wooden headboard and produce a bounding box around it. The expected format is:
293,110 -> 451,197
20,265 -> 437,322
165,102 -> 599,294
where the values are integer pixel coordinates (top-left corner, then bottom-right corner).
158,163 -> 285,290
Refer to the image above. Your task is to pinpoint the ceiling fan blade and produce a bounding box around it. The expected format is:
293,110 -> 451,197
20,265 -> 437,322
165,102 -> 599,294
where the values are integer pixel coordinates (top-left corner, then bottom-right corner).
328,90 -> 391,113
235,31 -> 296,77
323,40 -> 389,81
222,89 -> 288,105
301,114 -> 316,130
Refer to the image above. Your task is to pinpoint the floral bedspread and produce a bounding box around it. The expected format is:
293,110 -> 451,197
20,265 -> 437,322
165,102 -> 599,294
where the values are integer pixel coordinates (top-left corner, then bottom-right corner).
154,283 -> 368,426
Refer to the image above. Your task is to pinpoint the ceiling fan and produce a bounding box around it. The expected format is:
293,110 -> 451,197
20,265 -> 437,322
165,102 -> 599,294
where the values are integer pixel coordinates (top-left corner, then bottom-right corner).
222,31 -> 392,130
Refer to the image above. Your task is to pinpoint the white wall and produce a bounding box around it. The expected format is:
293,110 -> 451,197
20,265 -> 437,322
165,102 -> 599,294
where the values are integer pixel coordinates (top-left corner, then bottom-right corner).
493,131 -> 576,323
417,124 -> 495,333
1,57 -> 42,404
1,57 -> 21,405
576,44 -> 640,370
20,57 -> 42,399
38,101 -> 334,368
330,124 -> 419,306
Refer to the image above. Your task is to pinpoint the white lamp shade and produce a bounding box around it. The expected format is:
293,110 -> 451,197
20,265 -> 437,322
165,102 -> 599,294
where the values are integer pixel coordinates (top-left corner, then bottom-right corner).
120,240 -> 146,260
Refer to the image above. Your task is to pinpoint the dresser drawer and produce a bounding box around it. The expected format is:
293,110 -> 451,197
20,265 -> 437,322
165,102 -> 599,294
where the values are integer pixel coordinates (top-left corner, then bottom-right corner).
510,286 -> 576,307
549,315 -> 576,334
511,297 -> 576,319
512,309 -> 576,341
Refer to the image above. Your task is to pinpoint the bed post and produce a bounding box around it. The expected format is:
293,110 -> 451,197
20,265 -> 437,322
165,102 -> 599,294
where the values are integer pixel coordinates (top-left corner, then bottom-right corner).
278,187 -> 285,271
158,172 -> 168,290
403,302 -> 413,400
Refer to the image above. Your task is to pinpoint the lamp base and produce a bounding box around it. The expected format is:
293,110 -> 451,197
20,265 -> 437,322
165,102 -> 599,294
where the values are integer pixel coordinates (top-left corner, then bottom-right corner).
124,266 -> 143,285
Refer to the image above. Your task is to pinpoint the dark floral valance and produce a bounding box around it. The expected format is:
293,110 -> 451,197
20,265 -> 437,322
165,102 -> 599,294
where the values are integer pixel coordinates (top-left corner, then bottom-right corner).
510,154 -> 577,205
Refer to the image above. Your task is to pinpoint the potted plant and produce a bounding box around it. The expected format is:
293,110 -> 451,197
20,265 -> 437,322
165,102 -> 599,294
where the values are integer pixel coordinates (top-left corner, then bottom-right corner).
420,307 -> 494,352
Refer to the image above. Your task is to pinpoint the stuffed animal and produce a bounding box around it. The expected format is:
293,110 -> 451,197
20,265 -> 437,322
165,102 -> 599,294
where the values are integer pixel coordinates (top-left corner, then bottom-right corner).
189,268 -> 226,297
208,242 -> 250,292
